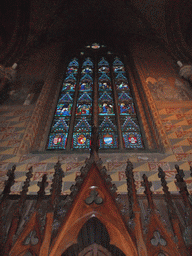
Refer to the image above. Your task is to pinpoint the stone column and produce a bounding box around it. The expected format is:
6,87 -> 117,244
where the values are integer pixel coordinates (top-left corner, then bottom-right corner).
177,61 -> 192,84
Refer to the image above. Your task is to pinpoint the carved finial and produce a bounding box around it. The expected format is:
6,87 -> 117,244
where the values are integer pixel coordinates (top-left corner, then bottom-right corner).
125,159 -> 140,218
158,166 -> 176,217
37,174 -> 48,199
19,167 -> 33,208
175,165 -> 189,196
142,174 -> 154,210
0,165 -> 16,203
49,161 -> 64,211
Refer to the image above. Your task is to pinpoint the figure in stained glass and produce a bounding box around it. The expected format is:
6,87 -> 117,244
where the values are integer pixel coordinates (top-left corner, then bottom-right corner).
99,103 -> 114,115
82,67 -> 93,74
76,103 -> 91,115
62,82 -> 76,91
98,66 -> 110,73
48,52 -> 144,151
113,66 -> 125,73
67,67 -> 78,75
99,82 -> 111,90
56,104 -> 72,116
116,81 -> 129,90
80,82 -> 92,91
119,103 -> 135,115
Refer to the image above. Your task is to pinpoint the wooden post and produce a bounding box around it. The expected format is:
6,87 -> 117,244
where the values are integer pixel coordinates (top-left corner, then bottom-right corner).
3,167 -> 33,256
125,160 -> 148,256
39,161 -> 64,256
158,167 -> 188,255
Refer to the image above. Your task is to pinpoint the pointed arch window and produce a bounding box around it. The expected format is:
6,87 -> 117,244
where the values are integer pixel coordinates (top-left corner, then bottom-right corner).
47,46 -> 144,151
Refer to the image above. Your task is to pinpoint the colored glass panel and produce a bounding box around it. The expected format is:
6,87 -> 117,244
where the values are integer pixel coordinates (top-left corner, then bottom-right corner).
47,133 -> 67,149
72,57 -> 93,149
79,81 -> 92,91
123,132 -> 143,149
47,58 -> 79,150
48,53 -> 144,151
113,56 -> 144,149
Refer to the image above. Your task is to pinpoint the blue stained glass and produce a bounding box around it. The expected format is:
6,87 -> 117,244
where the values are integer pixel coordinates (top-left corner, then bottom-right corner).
65,73 -> 77,82
82,58 -> 93,67
99,117 -> 117,131
99,91 -> 113,101
113,66 -> 125,73
51,118 -> 69,132
119,103 -> 135,115
98,57 -> 109,67
47,133 -> 67,149
99,133 -> 118,149
67,67 -> 78,75
80,74 -> 93,82
121,117 -> 139,131
98,66 -> 110,73
76,103 -> 92,115
58,92 -> 73,103
82,67 -> 93,74
80,82 -> 92,91
98,73 -> 111,82
68,58 -> 79,67
55,104 -> 72,116
113,57 -> 124,66
78,92 -> 92,102
115,72 -> 127,81
74,117 -> 91,132
116,81 -> 129,90
99,82 -> 112,90
99,103 -> 114,115
62,82 -> 76,91
118,92 -> 132,101
123,132 -> 143,149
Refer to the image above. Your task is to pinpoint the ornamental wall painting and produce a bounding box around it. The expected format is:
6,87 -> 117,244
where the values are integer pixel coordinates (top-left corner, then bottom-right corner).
146,77 -> 192,101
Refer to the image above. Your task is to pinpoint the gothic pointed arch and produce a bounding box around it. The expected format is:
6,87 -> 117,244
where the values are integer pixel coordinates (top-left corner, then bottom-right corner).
49,163 -> 138,256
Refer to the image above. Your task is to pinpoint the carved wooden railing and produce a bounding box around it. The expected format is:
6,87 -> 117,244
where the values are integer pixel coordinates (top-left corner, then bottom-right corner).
0,160 -> 192,256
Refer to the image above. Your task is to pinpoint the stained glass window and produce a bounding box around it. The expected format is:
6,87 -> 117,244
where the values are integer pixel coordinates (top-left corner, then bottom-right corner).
47,47 -> 144,151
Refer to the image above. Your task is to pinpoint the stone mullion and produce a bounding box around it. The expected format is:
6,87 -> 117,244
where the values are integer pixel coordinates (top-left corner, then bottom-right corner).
65,59 -> 83,151
93,54 -> 98,128
109,57 -> 124,150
